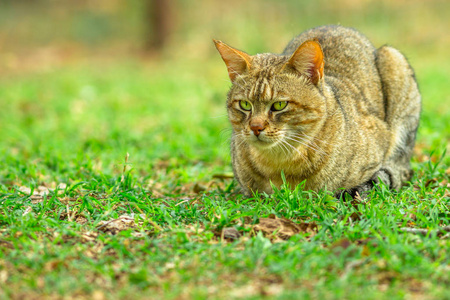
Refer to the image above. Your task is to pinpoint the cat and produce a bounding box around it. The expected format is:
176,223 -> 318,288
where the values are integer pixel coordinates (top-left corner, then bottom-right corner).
213,25 -> 421,198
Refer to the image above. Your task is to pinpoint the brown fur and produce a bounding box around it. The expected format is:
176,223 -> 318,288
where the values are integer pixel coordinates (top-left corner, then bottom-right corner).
214,25 -> 421,197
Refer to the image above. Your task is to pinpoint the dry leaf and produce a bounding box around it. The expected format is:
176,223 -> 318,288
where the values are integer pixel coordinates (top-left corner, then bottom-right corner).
212,172 -> 234,179
215,227 -> 241,241
253,216 -> 317,240
96,214 -> 144,234
330,238 -> 352,251
193,183 -> 208,193
425,178 -> 438,188
349,212 -> 361,222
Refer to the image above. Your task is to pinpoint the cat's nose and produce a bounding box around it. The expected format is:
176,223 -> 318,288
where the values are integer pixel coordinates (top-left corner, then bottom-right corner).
250,122 -> 266,136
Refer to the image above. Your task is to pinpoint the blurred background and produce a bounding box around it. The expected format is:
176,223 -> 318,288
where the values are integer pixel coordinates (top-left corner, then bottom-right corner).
0,0 -> 449,185
0,0 -> 450,67
1,0 -> 449,68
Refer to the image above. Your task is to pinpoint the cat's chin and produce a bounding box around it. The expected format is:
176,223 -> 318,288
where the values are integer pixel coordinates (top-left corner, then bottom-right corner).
248,137 -> 277,150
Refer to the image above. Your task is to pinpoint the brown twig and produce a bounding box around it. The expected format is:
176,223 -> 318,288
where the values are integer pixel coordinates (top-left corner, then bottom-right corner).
66,204 -> 72,222
400,226 -> 450,236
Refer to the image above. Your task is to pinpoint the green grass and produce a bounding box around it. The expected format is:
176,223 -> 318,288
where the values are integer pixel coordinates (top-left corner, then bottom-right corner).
1,1 -> 450,299
0,57 -> 448,300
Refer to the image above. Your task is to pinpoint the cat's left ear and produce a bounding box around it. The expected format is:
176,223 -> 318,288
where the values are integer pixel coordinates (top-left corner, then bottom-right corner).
213,39 -> 252,82
284,40 -> 324,85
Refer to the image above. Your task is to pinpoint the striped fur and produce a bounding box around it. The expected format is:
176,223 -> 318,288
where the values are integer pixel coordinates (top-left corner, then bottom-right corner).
215,25 -> 421,197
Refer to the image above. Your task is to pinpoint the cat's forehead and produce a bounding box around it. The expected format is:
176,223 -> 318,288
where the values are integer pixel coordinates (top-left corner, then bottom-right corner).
231,54 -> 289,101
250,54 -> 287,74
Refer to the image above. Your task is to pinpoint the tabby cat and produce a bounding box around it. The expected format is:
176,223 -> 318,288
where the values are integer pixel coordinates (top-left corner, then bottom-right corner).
214,25 -> 421,197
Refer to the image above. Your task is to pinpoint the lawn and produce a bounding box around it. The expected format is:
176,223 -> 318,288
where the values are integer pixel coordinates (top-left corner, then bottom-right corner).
0,1 -> 449,299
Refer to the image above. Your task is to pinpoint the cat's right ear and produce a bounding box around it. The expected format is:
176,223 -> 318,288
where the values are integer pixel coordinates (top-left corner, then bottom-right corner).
213,40 -> 252,82
284,40 -> 324,85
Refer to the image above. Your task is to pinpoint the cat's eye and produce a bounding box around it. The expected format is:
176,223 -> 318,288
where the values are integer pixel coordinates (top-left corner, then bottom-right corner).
239,100 -> 252,111
271,101 -> 288,111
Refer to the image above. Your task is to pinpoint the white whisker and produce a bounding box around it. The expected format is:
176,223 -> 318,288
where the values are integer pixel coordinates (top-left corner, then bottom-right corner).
210,114 -> 228,119
281,129 -> 329,158
281,139 -> 312,169
277,139 -> 290,156
233,133 -> 248,149
284,135 -> 327,156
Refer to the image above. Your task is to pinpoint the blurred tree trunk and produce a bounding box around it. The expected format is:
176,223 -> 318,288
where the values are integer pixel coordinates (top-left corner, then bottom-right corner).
145,0 -> 173,52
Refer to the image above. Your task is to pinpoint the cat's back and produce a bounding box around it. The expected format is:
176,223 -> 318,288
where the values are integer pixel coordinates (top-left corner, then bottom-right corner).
284,25 -> 384,118
283,25 -> 379,85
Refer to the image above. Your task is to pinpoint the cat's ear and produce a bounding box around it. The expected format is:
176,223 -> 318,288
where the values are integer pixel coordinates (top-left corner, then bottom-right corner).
213,39 -> 252,82
284,40 -> 324,85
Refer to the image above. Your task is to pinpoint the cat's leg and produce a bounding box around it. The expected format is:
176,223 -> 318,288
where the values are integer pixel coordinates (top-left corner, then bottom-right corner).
232,154 -> 273,197
375,45 -> 421,190
337,167 -> 393,199
236,173 -> 274,197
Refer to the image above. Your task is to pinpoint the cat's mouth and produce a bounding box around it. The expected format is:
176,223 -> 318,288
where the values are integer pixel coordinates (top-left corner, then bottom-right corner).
249,134 -> 276,148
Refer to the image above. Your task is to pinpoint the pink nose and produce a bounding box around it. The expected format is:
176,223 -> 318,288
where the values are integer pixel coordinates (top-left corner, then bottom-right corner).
250,122 -> 266,136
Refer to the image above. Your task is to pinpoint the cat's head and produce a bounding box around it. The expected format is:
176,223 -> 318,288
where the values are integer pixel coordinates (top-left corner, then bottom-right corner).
214,39 -> 326,152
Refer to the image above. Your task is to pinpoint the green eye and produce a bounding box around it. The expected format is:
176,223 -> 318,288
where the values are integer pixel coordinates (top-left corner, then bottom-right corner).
271,101 -> 288,111
239,100 -> 252,111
